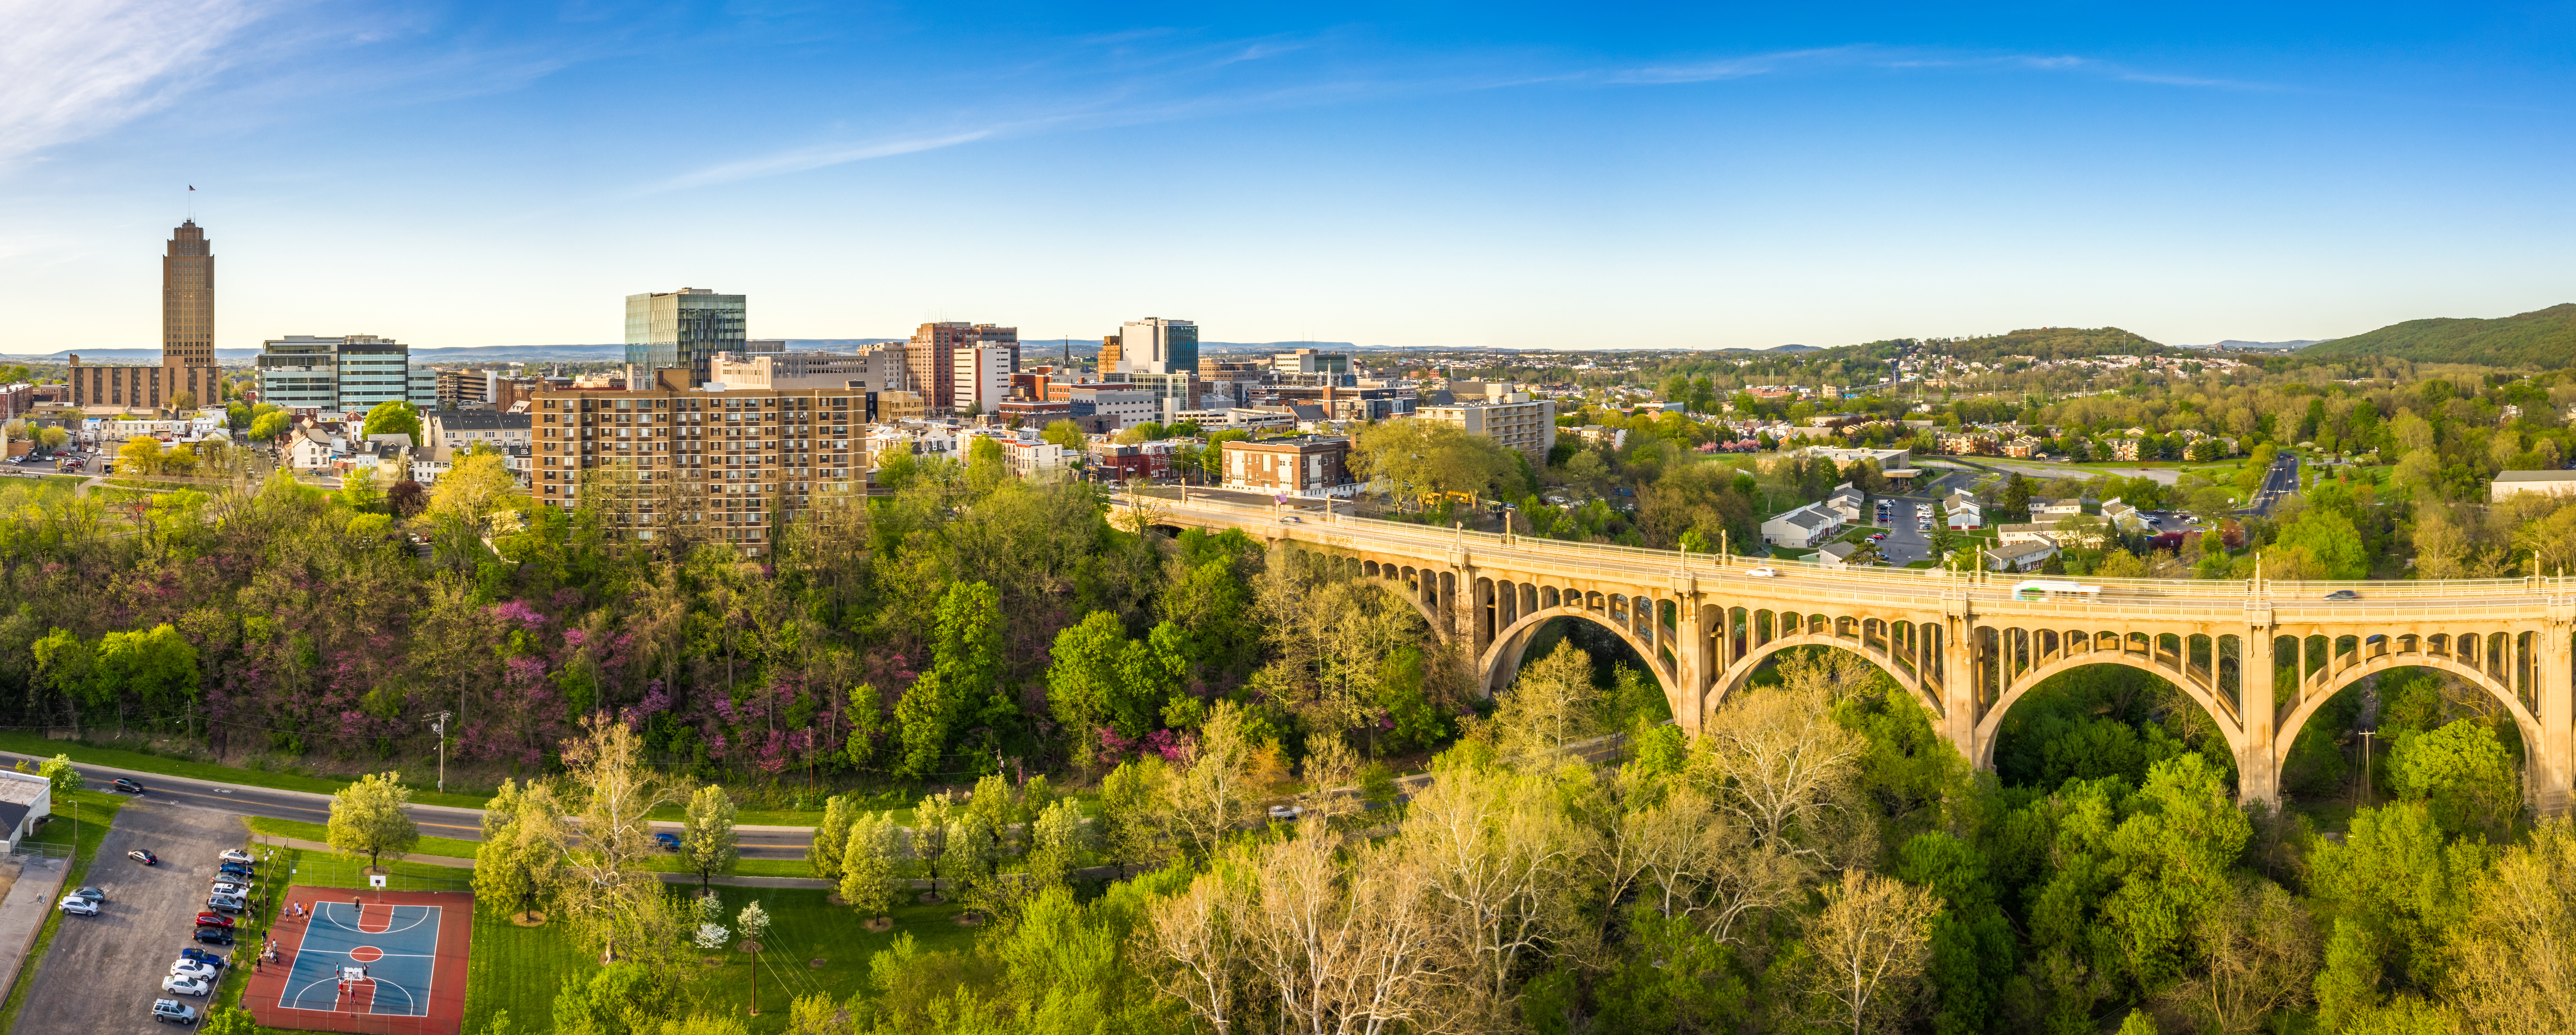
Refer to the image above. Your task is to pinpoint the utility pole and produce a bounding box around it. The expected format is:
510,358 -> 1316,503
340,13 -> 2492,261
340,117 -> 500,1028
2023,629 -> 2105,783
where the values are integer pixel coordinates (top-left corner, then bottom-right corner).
2358,729 -> 2375,807
430,712 -> 452,793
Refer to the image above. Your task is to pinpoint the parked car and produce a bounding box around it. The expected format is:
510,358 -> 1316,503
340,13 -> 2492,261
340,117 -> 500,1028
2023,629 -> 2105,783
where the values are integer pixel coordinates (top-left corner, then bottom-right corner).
69,886 -> 104,903
1268,804 -> 1303,820
652,832 -> 681,852
206,894 -> 245,914
218,849 -> 255,864
151,999 -> 199,1025
191,928 -> 233,947
57,896 -> 97,916
210,881 -> 251,898
169,959 -> 221,981
179,947 -> 226,970
193,912 -> 233,929
161,975 -> 211,997
217,862 -> 253,877
111,778 -> 144,793
127,849 -> 158,865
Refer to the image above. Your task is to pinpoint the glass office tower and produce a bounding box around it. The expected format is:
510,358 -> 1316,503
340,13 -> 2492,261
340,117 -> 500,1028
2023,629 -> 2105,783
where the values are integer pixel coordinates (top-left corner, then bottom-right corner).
624,288 -> 747,384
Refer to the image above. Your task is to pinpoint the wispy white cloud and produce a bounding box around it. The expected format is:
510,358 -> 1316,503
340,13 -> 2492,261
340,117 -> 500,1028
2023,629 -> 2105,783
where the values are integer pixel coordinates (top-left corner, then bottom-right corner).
640,36 -> 2280,195
0,0 -> 280,164
1612,45 -> 2277,92
642,130 -> 1002,194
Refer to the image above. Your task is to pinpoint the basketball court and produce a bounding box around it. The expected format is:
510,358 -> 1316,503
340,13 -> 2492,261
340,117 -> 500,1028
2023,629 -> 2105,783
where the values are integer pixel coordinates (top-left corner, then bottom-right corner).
244,887 -> 473,1035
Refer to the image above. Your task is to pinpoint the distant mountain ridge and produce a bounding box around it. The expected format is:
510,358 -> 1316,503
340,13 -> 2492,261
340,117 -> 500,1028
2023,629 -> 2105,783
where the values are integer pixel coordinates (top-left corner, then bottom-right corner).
2177,339 -> 2319,351
2300,304 -> 2576,368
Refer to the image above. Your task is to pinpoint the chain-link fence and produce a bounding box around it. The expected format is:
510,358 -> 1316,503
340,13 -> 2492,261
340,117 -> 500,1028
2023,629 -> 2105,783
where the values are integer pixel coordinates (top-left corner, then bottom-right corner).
281,855 -> 472,893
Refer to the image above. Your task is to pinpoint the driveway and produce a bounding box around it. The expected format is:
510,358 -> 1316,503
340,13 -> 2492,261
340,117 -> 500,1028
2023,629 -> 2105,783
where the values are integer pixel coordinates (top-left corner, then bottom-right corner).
20,798 -> 248,1032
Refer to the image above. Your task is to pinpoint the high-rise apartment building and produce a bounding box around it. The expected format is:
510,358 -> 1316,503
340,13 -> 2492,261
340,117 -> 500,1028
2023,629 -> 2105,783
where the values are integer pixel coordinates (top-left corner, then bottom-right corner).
904,322 -> 1017,411
624,288 -> 747,383
1415,386 -> 1558,463
1112,318 -> 1197,376
534,370 -> 872,558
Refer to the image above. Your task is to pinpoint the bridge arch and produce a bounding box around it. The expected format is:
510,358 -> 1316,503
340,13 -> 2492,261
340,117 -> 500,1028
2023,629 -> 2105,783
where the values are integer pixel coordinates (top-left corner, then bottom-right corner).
1480,606 -> 1681,717
1972,650 -> 2246,771
2274,652 -> 2546,805
1711,633 -> 1942,724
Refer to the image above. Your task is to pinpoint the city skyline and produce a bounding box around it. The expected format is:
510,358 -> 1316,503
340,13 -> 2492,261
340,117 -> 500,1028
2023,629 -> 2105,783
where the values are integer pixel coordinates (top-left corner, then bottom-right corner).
4,3 -> 2574,353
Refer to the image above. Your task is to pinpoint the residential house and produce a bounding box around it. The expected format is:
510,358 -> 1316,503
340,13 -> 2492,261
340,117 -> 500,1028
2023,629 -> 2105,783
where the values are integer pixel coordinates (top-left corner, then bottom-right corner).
1996,523 -> 2058,548
1817,541 -> 1866,569
1088,439 -> 1174,481
2100,498 -> 2153,534
1944,490 -> 1983,530
1825,482 -> 1868,523
2030,497 -> 2084,519
1000,438 -> 1071,478
2003,436 -> 2043,458
1986,540 -> 2059,573
2109,438 -> 2145,462
1936,432 -> 1997,456
1760,502 -> 1842,549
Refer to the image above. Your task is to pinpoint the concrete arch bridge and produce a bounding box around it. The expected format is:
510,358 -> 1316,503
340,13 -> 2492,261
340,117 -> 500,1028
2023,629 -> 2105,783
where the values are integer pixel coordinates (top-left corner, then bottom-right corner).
1125,495 -> 2576,810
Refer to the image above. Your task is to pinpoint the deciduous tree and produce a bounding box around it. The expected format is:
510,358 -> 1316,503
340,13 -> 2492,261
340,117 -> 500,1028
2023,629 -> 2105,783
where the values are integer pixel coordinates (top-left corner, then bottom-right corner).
326,771 -> 419,870
678,784 -> 740,890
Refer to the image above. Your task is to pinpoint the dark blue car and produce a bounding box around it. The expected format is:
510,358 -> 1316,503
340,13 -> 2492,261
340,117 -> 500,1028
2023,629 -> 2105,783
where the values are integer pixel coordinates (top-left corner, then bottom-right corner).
180,947 -> 226,969
652,832 -> 680,852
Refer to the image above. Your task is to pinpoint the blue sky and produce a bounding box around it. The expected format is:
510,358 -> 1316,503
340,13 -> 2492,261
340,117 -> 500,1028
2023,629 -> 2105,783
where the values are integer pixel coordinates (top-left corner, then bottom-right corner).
5,2 -> 2574,352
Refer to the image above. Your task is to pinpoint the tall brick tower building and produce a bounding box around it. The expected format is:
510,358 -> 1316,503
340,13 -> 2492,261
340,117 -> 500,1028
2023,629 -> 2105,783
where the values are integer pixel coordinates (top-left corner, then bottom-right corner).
165,220 -> 214,368
67,219 -> 226,409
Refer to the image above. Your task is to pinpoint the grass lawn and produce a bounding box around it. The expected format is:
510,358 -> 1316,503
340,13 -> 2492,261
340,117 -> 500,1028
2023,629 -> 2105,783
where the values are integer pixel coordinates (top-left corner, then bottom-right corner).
0,730 -> 496,810
247,817 -> 485,860
0,788 -> 128,1034
465,885 -> 981,1034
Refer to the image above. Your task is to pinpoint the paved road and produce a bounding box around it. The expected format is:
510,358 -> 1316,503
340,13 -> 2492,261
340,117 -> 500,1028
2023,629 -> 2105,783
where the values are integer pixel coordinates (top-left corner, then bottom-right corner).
0,752 -> 818,861
23,798 -> 244,1034
2247,453 -> 2301,516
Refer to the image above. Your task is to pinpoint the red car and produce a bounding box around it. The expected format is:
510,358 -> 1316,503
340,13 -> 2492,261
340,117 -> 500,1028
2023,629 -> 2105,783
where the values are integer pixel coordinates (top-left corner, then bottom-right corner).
194,912 -> 233,929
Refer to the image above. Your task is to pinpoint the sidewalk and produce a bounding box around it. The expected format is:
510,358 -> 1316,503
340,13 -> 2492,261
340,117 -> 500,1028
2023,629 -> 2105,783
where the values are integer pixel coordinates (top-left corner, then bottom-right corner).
0,854 -> 71,1006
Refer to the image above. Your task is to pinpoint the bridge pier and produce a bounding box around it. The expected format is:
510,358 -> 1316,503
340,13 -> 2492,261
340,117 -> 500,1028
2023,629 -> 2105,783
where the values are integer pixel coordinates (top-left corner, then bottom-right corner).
2542,610 -> 2574,815
2239,613 -> 2280,806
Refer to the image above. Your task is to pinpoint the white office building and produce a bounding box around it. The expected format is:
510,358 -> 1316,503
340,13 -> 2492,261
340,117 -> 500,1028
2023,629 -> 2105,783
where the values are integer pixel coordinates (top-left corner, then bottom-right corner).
951,345 -> 1014,412
257,334 -> 436,412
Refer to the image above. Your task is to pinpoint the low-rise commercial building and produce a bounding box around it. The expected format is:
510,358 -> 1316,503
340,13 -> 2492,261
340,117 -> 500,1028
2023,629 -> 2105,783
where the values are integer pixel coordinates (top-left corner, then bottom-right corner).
1221,435 -> 1356,498
2492,471 -> 2576,501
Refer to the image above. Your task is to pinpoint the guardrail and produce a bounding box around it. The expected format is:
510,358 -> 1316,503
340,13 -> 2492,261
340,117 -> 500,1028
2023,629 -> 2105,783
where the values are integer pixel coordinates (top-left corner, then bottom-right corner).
1125,495 -> 2573,612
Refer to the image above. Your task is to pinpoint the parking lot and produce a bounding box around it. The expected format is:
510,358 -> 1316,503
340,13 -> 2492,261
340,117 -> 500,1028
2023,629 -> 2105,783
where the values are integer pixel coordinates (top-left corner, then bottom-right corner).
23,796 -> 250,1032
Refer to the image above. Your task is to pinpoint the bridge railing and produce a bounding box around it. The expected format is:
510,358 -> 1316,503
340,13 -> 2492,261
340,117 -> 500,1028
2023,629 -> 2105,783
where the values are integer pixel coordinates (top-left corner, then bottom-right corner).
1130,496 -> 2572,605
